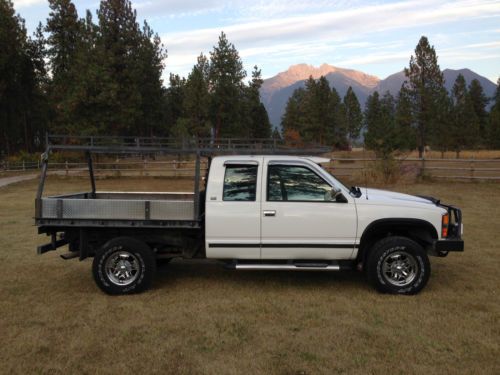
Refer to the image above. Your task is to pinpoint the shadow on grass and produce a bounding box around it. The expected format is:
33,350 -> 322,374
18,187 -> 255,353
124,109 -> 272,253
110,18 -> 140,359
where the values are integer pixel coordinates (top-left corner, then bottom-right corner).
154,258 -> 368,292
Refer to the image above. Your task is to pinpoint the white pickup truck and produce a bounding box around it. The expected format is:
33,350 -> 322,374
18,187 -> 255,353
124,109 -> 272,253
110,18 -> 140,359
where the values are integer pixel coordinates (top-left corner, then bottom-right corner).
36,150 -> 464,295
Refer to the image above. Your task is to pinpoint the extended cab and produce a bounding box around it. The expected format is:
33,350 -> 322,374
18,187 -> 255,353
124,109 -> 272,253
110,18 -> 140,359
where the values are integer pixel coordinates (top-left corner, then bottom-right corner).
36,153 -> 464,295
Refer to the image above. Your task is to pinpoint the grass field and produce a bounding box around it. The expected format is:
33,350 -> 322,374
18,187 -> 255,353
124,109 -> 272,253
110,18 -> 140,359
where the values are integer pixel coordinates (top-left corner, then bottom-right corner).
0,176 -> 499,374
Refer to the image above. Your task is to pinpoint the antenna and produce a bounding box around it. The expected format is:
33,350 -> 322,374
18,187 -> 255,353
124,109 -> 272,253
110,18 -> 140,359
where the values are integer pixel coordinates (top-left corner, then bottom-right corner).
363,146 -> 369,200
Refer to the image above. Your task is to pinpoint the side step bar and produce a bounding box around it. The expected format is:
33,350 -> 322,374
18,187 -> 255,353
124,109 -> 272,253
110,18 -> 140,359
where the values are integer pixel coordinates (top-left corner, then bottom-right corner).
234,263 -> 341,271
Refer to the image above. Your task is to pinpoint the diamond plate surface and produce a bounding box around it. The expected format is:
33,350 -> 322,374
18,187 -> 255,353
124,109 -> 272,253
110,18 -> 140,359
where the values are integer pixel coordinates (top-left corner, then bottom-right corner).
150,200 -> 194,220
62,199 -> 145,219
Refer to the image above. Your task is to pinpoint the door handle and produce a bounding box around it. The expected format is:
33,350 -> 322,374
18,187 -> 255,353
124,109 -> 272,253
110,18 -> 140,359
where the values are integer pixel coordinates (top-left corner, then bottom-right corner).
263,210 -> 276,217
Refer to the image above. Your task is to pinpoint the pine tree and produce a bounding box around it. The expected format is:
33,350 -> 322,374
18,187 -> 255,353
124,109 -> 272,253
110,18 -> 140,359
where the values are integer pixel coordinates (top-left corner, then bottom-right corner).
343,86 -> 363,145
0,0 -> 47,154
487,78 -> 500,149
135,21 -> 167,136
280,76 -> 349,147
245,66 -> 271,138
429,87 -> 453,157
209,32 -> 246,138
281,88 -> 306,140
404,36 -> 445,157
330,86 -> 348,148
165,74 -> 186,133
365,91 -> 411,159
97,0 -> 143,135
179,54 -> 211,137
394,85 -> 416,151
450,74 -> 480,157
468,79 -> 489,144
45,0 -> 81,132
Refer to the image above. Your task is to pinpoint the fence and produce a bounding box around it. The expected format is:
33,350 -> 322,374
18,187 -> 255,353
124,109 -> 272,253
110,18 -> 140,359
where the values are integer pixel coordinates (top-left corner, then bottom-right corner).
2,157 -> 500,181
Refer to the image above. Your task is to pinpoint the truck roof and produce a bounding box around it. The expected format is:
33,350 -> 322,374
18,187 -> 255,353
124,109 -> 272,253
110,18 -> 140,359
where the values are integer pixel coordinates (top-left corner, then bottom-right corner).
213,155 -> 331,164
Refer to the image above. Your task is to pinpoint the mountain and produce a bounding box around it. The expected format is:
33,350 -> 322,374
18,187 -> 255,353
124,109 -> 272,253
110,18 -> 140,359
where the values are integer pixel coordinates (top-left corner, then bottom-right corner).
261,65 -> 498,128
260,64 -> 379,127
374,68 -> 497,99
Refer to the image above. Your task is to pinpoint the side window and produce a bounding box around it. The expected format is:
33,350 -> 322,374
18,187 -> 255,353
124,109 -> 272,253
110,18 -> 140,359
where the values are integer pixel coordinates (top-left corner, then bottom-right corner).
267,165 -> 331,202
223,165 -> 258,201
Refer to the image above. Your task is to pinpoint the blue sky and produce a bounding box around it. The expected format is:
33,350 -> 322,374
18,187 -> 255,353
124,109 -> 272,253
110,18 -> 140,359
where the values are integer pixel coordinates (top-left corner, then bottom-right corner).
12,0 -> 500,83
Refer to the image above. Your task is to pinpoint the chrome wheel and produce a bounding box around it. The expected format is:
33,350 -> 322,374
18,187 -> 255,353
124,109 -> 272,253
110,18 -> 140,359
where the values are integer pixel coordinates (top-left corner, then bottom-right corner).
381,250 -> 418,287
105,251 -> 140,286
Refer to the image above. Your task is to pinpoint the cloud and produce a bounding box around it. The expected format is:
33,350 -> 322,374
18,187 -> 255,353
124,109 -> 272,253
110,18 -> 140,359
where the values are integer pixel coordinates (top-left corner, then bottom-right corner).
12,0 -> 45,7
162,0 -> 500,76
134,0 -> 223,18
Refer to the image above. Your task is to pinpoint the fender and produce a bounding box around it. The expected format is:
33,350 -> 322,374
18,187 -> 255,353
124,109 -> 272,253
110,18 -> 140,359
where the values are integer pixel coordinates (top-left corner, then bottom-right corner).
358,218 -> 439,261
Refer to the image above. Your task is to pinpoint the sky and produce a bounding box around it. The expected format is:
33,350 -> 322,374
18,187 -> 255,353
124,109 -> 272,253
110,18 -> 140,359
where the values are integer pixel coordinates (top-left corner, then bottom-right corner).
12,0 -> 500,83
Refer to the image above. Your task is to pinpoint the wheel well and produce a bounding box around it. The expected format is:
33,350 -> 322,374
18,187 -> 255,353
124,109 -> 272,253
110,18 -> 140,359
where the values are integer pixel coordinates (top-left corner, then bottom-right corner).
357,219 -> 438,264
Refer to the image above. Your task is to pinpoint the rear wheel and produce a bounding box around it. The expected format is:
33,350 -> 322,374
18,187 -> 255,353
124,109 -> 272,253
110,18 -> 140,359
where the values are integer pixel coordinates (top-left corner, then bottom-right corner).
366,236 -> 430,295
92,237 -> 156,295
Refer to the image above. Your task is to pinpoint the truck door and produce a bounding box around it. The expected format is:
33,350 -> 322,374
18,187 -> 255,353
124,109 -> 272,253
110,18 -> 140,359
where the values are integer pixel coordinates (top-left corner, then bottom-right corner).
260,160 -> 357,259
205,158 -> 263,259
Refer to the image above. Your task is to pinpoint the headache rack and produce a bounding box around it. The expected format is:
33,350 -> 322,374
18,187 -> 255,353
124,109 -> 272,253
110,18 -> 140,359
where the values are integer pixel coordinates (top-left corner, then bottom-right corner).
35,134 -> 331,230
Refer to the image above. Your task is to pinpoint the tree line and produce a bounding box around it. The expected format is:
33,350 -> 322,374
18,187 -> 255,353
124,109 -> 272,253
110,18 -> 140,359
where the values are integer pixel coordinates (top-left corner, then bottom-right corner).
2,0 -> 499,158
282,37 -> 500,157
0,0 -> 271,157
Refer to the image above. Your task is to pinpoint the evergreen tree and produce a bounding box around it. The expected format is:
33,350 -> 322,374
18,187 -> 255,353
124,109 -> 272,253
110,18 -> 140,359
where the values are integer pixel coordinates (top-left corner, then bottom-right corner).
404,36 -> 445,157
165,74 -> 186,133
97,0 -> 143,135
45,0 -> 81,131
450,74 -> 480,157
487,78 -> 500,149
394,85 -> 416,151
343,86 -> 363,145
136,21 -> 167,136
365,91 -> 410,159
281,88 -> 306,139
209,32 -> 246,138
68,10 -> 110,135
281,76 -> 348,147
0,0 -> 47,154
468,79 -> 489,143
178,54 -> 211,137
429,87 -> 453,157
330,86 -> 348,148
245,66 -> 271,138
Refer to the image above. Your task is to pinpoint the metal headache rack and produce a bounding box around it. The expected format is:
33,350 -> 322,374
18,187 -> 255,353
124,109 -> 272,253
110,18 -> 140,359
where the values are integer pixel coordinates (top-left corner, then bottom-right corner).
36,134 -> 331,230
45,134 -> 331,155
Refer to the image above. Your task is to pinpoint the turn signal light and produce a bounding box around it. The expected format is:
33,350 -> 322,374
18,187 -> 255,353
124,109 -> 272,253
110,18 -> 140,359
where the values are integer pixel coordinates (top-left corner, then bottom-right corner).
442,213 -> 449,238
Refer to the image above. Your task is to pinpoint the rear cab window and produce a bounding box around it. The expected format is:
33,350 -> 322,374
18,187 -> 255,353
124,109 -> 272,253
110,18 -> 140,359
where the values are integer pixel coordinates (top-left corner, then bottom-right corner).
223,164 -> 258,201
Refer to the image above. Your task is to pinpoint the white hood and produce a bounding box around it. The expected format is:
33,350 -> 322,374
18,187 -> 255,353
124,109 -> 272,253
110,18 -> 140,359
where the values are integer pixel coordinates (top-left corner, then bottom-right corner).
356,188 -> 436,207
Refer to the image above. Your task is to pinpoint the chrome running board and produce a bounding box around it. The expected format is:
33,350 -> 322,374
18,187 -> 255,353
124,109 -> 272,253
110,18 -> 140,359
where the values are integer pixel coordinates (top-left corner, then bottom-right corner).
234,263 -> 340,271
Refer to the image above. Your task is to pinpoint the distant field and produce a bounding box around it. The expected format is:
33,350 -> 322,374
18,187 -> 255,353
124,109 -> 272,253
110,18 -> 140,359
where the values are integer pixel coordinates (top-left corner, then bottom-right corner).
0,177 -> 499,374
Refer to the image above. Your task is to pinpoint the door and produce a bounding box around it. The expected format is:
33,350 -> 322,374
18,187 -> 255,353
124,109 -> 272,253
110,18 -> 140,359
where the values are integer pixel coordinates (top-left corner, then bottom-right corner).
205,158 -> 262,259
261,160 -> 357,260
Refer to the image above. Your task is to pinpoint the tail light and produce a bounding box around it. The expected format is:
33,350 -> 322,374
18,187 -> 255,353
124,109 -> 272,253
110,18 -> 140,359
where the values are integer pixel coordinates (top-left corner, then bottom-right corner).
442,213 -> 449,238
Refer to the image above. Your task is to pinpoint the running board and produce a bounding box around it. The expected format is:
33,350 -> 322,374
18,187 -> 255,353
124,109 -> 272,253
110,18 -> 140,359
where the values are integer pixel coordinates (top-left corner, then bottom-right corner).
234,263 -> 340,271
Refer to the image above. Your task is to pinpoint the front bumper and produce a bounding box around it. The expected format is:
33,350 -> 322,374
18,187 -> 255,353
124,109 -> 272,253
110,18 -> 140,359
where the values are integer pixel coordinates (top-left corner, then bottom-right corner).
433,239 -> 464,252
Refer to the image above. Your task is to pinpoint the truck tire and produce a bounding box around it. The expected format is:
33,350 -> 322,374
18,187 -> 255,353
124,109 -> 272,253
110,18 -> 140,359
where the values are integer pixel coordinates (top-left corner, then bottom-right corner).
366,236 -> 430,295
92,237 -> 156,295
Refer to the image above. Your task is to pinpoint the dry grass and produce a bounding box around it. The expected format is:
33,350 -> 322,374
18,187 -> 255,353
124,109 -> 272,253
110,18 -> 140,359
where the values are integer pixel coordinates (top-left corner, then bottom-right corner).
0,176 -> 499,374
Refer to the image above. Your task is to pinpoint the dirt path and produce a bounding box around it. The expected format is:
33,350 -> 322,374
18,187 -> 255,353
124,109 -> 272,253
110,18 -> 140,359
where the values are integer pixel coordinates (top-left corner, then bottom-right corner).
0,174 -> 39,188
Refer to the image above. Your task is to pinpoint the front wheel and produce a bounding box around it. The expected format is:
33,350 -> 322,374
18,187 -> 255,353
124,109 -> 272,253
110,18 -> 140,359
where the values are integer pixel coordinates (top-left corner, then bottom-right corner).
366,236 -> 430,295
92,237 -> 156,295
